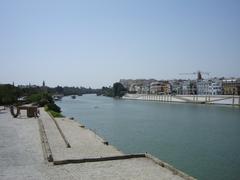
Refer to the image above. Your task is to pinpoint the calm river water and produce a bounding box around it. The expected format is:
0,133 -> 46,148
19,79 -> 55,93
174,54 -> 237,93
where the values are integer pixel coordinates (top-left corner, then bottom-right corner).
57,94 -> 240,180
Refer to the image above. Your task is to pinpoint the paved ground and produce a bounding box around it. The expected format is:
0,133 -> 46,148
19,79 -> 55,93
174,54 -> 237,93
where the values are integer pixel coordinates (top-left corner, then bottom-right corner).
0,108 -> 194,180
40,109 -> 123,161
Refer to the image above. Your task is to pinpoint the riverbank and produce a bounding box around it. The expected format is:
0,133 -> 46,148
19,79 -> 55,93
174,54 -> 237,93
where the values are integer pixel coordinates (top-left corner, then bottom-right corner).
0,107 -> 195,179
123,93 -> 240,106
57,94 -> 240,180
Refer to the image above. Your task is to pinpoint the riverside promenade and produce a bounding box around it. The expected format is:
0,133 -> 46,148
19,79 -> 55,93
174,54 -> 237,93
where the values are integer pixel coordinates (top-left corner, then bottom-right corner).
123,93 -> 240,106
0,107 -> 195,180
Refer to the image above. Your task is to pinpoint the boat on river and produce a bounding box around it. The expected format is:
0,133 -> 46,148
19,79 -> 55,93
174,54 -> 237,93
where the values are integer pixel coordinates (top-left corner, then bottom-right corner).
52,94 -> 63,101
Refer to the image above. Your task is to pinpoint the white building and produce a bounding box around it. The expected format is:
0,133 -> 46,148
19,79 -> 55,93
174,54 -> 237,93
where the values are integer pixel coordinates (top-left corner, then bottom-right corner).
182,80 -> 197,95
196,79 -> 223,95
129,83 -> 142,93
208,80 -> 222,95
169,80 -> 183,95
196,80 -> 210,95
141,85 -> 150,94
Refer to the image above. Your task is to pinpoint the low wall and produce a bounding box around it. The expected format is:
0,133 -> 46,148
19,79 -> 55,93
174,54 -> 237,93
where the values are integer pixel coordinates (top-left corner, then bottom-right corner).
123,94 -> 240,106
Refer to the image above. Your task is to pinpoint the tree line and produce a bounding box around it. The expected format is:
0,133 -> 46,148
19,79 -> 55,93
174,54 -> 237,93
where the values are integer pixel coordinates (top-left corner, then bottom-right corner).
0,82 -> 127,106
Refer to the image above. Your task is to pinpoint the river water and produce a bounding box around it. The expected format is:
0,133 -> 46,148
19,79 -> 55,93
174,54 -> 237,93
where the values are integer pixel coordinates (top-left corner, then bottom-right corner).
57,94 -> 240,180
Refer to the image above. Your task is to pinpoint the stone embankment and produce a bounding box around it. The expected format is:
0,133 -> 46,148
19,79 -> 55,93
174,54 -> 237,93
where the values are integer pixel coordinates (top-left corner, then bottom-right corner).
123,93 -> 240,106
0,107 -> 196,179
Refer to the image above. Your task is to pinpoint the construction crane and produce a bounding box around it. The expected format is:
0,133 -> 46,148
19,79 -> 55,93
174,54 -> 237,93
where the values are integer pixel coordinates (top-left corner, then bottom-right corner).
179,71 -> 210,80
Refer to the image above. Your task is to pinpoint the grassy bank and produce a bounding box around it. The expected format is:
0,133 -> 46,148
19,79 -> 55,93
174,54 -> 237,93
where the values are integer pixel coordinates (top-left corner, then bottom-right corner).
44,106 -> 64,118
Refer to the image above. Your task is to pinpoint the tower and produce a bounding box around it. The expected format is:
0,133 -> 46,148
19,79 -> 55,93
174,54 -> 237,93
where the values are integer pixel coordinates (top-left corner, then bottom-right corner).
197,71 -> 202,80
42,80 -> 47,92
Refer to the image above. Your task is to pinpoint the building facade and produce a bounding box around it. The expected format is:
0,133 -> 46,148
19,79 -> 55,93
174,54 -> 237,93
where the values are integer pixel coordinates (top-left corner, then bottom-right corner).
196,80 -> 210,95
150,81 -> 171,95
222,79 -> 240,95
169,80 -> 183,95
182,81 -> 197,95
129,83 -> 142,94
208,80 -> 222,95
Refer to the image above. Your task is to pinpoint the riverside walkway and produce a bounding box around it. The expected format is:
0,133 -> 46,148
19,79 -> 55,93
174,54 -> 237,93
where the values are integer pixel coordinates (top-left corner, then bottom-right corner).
123,93 -> 240,106
0,107 -> 195,180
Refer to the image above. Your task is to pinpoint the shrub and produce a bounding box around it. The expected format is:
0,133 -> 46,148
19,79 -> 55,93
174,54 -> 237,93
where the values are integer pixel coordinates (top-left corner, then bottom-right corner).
27,93 -> 42,103
48,110 -> 64,118
27,93 -> 53,107
39,99 -> 49,107
47,103 -> 61,113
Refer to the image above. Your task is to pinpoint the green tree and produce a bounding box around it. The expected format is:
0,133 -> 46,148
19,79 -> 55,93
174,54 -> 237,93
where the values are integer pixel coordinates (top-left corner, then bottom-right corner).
100,86 -> 113,97
0,84 -> 19,105
113,83 -> 126,97
27,92 -> 53,107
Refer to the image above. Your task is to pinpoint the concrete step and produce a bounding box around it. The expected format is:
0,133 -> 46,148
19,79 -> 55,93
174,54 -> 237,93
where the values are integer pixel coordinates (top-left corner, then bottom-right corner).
39,109 -> 66,161
39,108 -> 122,163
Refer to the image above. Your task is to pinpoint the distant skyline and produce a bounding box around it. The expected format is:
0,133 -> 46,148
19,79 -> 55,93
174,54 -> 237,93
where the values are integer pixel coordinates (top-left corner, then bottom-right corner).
0,0 -> 240,88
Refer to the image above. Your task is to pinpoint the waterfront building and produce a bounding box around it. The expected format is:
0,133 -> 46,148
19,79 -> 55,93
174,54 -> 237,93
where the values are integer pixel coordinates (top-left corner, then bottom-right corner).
208,80 -> 222,95
150,81 -> 171,95
129,83 -> 137,93
129,83 -> 142,94
222,79 -> 240,95
182,80 -> 197,95
120,79 -> 156,94
169,80 -> 183,95
141,85 -> 150,94
196,80 -> 210,95
121,77 -> 239,96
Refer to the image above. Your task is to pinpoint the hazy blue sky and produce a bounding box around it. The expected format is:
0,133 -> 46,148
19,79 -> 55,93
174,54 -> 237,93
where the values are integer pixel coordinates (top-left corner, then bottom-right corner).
0,0 -> 239,88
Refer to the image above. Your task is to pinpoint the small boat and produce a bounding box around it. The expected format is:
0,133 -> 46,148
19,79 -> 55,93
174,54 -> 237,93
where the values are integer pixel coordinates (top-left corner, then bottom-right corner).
71,95 -> 76,99
52,94 -> 63,101
54,97 -> 60,101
